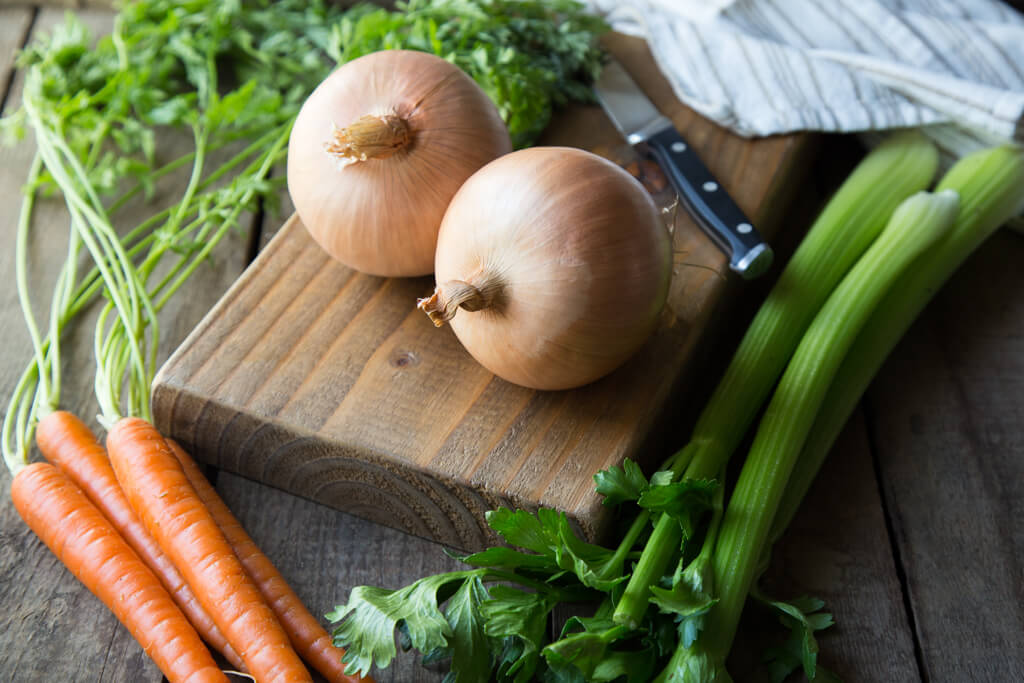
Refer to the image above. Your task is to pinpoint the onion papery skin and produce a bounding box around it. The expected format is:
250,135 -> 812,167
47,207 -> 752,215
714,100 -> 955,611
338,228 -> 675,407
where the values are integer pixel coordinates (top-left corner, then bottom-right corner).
287,50 -> 512,277
429,147 -> 672,390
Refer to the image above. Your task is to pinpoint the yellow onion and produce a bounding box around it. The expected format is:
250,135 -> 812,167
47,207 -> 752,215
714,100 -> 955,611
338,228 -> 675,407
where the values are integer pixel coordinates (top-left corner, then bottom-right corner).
418,147 -> 673,390
287,50 -> 512,276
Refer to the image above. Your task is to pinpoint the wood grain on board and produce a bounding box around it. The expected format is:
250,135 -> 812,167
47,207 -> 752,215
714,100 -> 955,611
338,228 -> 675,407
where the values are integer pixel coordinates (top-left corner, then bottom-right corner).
151,33 -> 815,551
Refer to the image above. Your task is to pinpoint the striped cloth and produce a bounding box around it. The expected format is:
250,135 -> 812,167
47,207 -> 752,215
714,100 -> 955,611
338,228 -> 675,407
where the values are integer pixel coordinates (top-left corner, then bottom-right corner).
588,0 -> 1024,229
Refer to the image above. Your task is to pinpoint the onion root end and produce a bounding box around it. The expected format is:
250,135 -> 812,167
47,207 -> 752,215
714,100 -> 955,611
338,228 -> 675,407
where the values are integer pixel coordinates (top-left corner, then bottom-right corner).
325,114 -> 411,165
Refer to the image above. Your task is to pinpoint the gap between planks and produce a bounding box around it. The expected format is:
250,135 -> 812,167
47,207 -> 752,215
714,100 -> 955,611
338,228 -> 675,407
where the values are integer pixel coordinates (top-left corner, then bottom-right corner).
862,391 -> 928,682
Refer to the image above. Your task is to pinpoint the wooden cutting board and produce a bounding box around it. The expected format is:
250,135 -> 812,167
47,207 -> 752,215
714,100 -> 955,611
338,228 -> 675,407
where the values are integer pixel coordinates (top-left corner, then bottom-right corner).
151,34 -> 815,551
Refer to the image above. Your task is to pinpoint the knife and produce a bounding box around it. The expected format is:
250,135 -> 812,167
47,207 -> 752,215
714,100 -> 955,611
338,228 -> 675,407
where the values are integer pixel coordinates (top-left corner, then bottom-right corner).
593,58 -> 774,279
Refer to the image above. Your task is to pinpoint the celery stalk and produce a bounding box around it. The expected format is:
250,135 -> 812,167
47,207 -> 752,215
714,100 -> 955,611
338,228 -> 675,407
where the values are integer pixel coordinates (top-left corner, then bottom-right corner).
613,131 -> 939,628
770,143 -> 1024,543
683,131 -> 939,481
669,190 -> 960,680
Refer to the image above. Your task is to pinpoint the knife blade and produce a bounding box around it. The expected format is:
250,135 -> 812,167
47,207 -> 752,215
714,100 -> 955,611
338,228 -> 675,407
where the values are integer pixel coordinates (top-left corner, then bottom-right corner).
593,58 -> 773,279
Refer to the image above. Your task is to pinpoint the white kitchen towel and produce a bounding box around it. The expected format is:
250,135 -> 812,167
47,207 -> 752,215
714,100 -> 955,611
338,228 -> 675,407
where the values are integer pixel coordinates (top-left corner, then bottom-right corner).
586,0 -> 1024,184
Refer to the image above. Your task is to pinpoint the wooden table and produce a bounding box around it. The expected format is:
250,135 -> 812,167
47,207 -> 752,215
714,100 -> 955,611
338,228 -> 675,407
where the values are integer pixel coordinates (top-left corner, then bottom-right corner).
1,6 -> 1022,682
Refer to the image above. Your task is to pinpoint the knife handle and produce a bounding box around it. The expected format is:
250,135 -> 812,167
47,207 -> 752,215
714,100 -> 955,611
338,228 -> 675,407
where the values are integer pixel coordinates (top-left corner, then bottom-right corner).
645,128 -> 773,279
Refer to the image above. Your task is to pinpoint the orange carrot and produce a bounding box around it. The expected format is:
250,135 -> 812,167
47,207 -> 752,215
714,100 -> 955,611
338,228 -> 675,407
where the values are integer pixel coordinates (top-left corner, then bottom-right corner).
165,438 -> 372,683
107,417 -> 312,683
11,462 -> 228,683
35,411 -> 245,672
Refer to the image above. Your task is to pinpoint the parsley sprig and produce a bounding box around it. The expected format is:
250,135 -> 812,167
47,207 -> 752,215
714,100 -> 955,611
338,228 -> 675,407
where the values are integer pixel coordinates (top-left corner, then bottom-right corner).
331,0 -> 608,147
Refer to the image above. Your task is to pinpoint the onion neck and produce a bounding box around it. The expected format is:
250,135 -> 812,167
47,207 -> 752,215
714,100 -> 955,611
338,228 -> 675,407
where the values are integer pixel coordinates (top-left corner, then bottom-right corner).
418,274 -> 504,327
325,113 -> 411,164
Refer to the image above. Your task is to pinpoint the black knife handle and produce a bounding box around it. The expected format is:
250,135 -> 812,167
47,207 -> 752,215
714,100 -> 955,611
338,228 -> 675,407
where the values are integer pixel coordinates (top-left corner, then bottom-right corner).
645,127 -> 773,279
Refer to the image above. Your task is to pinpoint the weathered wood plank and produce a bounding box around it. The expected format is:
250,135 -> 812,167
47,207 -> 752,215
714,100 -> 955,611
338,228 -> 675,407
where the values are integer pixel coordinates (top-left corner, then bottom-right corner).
152,33 -> 815,552
866,228 -> 1024,681
0,7 -> 252,681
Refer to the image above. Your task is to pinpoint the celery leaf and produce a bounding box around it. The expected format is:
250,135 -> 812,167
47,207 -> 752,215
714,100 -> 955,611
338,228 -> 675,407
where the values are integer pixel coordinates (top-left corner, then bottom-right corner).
594,458 -> 650,506
485,507 -> 627,591
638,478 -> 718,539
457,545 -> 560,573
756,594 -> 841,683
651,556 -> 718,648
542,621 -> 653,682
436,575 -> 493,683
482,585 -> 556,683
329,571 -> 480,676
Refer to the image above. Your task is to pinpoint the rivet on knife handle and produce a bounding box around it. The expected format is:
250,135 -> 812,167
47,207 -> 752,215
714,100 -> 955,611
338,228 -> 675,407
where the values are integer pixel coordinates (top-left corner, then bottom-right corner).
644,128 -> 774,279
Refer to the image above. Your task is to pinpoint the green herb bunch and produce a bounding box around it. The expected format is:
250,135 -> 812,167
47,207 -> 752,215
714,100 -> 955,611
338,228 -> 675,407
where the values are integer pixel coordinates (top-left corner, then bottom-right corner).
332,0 -> 608,147
8,0 -> 337,199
